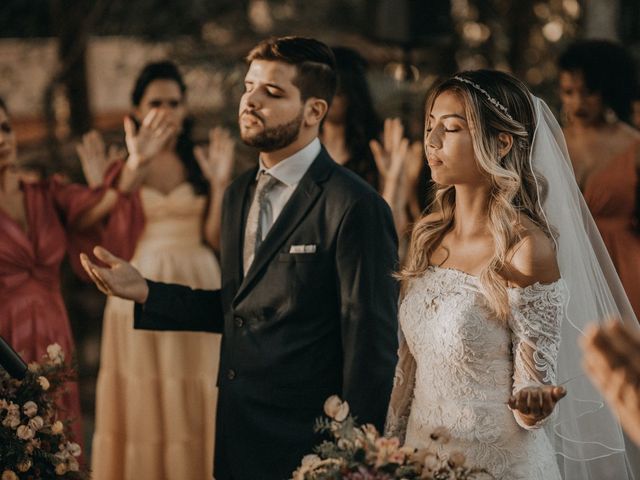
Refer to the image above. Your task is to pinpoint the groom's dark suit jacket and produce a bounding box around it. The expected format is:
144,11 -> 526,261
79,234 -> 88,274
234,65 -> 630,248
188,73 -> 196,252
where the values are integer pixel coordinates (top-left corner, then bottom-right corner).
133,148 -> 399,480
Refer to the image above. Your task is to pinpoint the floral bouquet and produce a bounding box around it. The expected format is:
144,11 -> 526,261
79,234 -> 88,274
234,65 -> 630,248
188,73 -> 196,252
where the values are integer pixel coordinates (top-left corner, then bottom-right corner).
0,344 -> 87,479
292,396 -> 491,480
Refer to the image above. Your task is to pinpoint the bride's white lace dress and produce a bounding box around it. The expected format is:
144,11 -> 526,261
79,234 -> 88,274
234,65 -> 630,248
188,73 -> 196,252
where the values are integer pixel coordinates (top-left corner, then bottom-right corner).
386,266 -> 564,479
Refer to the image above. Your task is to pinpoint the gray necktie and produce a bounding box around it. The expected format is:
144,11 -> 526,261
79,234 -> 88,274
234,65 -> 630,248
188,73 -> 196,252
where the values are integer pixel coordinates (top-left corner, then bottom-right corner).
243,172 -> 278,274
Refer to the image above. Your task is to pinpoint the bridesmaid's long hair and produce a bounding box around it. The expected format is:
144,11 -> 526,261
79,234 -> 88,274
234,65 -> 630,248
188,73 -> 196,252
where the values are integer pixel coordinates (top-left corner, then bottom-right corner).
131,61 -> 208,195
328,47 -> 381,188
400,70 -> 552,320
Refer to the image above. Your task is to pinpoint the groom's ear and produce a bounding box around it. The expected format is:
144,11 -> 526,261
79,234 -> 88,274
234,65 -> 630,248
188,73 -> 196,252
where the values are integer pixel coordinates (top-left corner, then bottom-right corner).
497,132 -> 513,159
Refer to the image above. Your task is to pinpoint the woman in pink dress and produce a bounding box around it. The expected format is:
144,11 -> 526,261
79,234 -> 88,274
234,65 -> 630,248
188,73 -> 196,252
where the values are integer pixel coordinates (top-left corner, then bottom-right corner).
0,97 -> 141,447
558,40 -> 640,319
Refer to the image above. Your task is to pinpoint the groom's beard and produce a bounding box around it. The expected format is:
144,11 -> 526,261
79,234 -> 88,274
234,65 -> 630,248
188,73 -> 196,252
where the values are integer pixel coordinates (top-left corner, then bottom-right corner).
240,110 -> 304,152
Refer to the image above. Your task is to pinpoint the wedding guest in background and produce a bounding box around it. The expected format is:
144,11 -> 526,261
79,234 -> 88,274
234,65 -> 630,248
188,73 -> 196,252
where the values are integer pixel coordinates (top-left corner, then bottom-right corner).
0,97 -> 137,449
321,46 -> 424,245
87,61 -> 235,480
321,47 -> 381,188
582,320 -> 640,447
370,117 -> 424,245
558,40 -> 640,318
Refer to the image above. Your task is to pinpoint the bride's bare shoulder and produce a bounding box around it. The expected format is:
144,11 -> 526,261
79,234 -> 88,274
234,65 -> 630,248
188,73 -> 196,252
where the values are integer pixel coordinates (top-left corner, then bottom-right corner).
504,218 -> 560,288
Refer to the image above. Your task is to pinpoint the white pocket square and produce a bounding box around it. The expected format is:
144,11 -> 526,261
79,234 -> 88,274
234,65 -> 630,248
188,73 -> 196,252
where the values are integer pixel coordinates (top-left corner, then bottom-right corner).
289,244 -> 317,253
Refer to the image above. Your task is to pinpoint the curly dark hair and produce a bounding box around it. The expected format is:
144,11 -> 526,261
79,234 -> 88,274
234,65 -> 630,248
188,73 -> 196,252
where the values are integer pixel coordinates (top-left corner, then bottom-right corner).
558,40 -> 638,123
131,61 -> 208,195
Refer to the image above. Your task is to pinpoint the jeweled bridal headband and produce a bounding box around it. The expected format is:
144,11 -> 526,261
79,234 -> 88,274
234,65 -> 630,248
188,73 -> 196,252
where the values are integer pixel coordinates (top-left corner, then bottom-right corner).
453,76 -> 513,120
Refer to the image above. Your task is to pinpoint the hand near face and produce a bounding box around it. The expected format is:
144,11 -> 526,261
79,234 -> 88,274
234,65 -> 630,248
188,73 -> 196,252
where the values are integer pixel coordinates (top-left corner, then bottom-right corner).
581,320 -> 640,446
508,385 -> 567,426
80,247 -> 149,304
124,109 -> 177,169
194,127 -> 236,190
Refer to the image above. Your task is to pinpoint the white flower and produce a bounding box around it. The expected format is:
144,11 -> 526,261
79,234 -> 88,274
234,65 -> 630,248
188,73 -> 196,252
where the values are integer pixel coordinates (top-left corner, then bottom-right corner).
422,451 -> 440,475
23,401 -> 38,418
37,376 -> 50,391
16,425 -> 35,440
323,396 -> 350,422
323,395 -> 342,418
46,343 -> 64,365
1,470 -> 18,480
17,459 -> 31,473
66,442 -> 82,457
337,438 -> 352,449
29,416 -> 44,431
51,420 -> 64,435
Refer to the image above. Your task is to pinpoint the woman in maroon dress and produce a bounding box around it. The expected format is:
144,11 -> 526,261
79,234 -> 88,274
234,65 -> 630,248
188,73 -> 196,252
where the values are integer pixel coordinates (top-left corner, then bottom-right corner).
0,98 -> 142,447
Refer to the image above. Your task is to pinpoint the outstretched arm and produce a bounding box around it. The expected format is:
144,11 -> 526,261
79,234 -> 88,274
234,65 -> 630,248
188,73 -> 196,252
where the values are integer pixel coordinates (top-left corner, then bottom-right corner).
80,246 -> 223,333
507,232 -> 567,428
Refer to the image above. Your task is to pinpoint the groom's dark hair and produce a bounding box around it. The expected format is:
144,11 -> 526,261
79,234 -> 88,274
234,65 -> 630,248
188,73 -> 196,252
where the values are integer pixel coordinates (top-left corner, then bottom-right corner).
246,36 -> 337,105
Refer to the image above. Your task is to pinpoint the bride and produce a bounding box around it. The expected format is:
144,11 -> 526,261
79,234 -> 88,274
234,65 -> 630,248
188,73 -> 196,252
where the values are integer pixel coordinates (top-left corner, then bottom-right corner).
386,70 -> 637,479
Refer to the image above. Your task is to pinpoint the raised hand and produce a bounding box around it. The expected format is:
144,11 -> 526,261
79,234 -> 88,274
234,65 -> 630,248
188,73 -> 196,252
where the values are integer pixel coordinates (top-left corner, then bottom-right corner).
80,246 -> 149,304
124,110 -> 176,169
508,385 -> 567,426
370,118 -> 409,205
76,130 -> 124,187
581,320 -> 640,446
194,126 -> 236,190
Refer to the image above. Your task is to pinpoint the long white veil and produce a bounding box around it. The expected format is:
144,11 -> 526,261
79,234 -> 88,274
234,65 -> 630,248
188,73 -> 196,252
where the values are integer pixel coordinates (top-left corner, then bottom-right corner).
529,95 -> 638,479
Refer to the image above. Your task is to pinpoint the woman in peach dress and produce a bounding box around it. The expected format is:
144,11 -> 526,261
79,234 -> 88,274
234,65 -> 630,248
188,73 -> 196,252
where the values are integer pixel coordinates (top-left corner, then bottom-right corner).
559,40 -> 640,318
89,62 -> 235,480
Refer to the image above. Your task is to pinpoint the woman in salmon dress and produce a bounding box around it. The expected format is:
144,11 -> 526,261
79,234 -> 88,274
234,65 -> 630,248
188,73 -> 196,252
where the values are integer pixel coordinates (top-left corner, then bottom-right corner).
89,61 -> 234,480
0,98 -> 139,448
559,40 -> 640,319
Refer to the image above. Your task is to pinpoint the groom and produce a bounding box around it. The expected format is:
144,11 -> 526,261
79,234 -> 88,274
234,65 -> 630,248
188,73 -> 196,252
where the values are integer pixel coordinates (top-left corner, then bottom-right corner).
81,36 -> 399,480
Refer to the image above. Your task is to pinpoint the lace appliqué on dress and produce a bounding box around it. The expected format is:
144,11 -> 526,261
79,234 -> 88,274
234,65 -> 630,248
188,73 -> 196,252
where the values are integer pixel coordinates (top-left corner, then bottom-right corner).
385,267 -> 565,480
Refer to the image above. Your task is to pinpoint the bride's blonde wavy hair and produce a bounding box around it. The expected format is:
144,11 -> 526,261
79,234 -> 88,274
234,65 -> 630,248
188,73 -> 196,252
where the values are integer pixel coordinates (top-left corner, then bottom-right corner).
400,70 -> 553,321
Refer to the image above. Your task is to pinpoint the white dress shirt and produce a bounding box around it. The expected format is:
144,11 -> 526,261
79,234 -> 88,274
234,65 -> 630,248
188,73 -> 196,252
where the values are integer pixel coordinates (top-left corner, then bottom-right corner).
244,137 -> 320,266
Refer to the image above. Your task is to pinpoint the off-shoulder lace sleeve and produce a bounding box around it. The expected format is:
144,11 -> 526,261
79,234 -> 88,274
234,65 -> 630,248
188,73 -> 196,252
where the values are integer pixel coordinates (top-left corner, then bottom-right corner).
384,327 -> 416,442
508,280 -> 566,430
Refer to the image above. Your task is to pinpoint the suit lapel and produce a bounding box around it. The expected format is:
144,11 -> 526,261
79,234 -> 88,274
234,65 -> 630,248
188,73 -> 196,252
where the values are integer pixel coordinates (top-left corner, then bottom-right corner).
224,168 -> 257,298
233,150 -> 333,306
